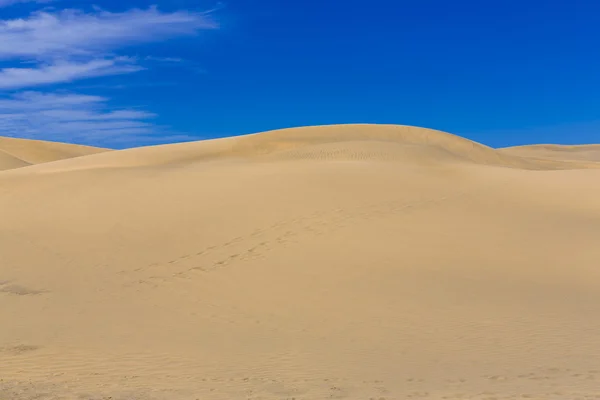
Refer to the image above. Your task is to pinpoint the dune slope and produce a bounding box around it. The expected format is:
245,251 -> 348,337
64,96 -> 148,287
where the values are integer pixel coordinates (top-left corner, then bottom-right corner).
1,125 -> 600,400
0,136 -> 109,171
0,148 -> 31,171
500,143 -> 600,163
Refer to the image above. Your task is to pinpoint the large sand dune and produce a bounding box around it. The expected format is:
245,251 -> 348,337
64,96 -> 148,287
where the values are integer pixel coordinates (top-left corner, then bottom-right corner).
1,124 -> 599,399
0,136 -> 109,171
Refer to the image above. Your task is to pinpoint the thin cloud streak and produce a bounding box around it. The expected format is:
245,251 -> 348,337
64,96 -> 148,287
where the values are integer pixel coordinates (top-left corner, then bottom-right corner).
0,7 -> 217,60
0,59 -> 143,89
0,91 -> 174,147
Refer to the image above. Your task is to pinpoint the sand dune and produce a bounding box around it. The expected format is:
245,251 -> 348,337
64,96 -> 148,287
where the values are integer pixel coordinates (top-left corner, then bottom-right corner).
0,148 -> 31,170
0,136 -> 109,171
1,124 -> 600,399
500,143 -> 600,163
6,125 -> 597,175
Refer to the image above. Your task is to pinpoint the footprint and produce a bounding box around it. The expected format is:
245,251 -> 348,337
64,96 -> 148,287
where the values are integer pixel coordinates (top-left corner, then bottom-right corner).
1,344 -> 40,355
0,284 -> 45,296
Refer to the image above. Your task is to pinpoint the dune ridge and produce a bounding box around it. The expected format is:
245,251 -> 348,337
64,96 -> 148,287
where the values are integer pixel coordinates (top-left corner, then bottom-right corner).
0,148 -> 31,171
3,124 -> 598,175
1,124 -> 600,399
0,136 -> 109,171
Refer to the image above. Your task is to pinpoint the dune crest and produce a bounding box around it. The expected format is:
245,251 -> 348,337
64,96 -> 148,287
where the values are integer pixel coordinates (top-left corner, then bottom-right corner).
5,124 -> 598,174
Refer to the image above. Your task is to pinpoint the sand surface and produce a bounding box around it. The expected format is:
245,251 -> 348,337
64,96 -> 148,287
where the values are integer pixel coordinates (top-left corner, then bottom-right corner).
0,136 -> 109,171
500,144 -> 600,163
1,124 -> 600,399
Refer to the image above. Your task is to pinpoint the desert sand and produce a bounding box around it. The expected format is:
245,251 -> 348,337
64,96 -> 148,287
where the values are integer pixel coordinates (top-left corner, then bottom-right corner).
1,124 -> 599,400
0,136 -> 109,172
500,143 -> 600,163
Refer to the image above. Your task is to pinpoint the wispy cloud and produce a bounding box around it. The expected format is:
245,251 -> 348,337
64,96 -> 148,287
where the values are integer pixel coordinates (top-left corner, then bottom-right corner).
0,7 -> 217,61
0,6 -> 217,88
0,58 -> 143,89
0,4 -> 218,146
0,91 -> 191,147
144,56 -> 185,63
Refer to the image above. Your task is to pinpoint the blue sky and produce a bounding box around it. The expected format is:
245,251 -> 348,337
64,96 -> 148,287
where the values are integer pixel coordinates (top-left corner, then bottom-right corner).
0,0 -> 599,148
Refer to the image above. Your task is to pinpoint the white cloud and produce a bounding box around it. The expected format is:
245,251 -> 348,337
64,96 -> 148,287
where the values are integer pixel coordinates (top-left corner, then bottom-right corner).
0,5 -> 217,146
0,91 -> 183,147
0,59 -> 143,89
0,91 -> 104,109
145,56 -> 184,63
0,7 -> 216,60
39,108 -> 154,121
0,6 -> 217,88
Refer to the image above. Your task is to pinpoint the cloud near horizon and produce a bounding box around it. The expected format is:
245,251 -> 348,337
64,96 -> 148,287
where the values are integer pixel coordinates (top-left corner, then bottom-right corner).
0,91 -> 197,147
0,5 -> 218,145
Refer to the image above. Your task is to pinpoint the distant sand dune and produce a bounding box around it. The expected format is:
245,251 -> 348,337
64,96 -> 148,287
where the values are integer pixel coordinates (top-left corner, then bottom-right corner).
1,124 -> 599,399
500,143 -> 600,162
0,136 -> 109,171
